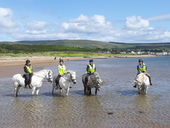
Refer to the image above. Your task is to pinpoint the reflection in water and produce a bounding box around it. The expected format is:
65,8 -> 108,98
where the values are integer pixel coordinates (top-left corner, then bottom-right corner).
78,95 -> 106,127
134,95 -> 151,113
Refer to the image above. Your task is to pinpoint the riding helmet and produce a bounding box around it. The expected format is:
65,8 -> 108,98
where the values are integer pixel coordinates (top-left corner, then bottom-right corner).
59,59 -> 64,62
89,59 -> 93,62
138,59 -> 143,62
26,59 -> 31,63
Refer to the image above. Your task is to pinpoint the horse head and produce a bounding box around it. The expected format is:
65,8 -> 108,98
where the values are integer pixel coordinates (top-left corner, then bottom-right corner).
67,70 -> 76,84
45,69 -> 53,83
94,72 -> 103,85
134,79 -> 142,86
134,73 -> 146,87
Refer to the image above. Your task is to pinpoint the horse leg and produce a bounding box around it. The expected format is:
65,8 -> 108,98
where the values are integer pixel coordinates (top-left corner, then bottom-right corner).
59,89 -> 63,95
144,86 -> 148,95
14,85 -> 20,97
52,86 -> 55,95
138,86 -> 141,94
84,86 -> 86,94
66,87 -> 70,96
32,87 -> 36,95
85,86 -> 89,95
86,87 -> 91,95
95,88 -> 98,95
89,87 -> 91,95
35,88 -> 40,95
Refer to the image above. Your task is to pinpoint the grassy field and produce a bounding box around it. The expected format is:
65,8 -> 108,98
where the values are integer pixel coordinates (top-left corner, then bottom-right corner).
0,40 -> 170,58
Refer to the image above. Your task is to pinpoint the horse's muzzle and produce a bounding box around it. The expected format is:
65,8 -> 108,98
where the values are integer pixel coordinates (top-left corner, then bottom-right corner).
48,79 -> 53,83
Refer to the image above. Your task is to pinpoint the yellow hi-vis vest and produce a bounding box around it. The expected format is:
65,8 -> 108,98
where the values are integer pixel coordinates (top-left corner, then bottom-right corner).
58,64 -> 66,75
138,65 -> 147,73
87,64 -> 95,73
24,65 -> 33,74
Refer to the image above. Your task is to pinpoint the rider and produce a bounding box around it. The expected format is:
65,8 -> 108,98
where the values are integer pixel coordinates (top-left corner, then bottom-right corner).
85,59 -> 100,90
55,59 -> 66,88
134,59 -> 152,88
24,59 -> 33,89
86,59 -> 96,74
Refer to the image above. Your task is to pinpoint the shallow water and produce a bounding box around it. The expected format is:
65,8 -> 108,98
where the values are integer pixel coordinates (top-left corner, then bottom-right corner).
0,57 -> 170,128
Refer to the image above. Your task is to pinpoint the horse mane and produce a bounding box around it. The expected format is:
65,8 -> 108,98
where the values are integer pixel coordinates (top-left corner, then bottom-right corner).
34,69 -> 51,74
135,73 -> 146,86
65,70 -> 75,74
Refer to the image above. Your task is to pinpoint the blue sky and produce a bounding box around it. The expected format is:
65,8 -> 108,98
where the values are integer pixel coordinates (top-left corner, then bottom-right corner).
0,0 -> 170,43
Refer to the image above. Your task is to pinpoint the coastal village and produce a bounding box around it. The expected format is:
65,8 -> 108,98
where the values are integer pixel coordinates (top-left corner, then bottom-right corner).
120,51 -> 170,55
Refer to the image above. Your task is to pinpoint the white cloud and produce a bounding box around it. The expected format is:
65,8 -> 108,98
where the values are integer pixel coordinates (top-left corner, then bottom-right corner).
0,8 -> 18,33
147,14 -> 170,21
61,15 -> 114,35
25,21 -> 48,30
126,16 -> 149,29
0,8 -> 170,43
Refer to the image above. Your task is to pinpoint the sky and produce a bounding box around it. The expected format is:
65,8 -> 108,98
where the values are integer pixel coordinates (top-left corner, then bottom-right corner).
0,0 -> 170,43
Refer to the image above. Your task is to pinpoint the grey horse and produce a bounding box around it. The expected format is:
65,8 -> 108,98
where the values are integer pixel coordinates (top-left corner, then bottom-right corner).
52,70 -> 76,96
82,72 -> 103,95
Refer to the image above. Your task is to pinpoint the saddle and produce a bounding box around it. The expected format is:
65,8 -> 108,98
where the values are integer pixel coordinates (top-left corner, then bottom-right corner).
85,73 -> 96,84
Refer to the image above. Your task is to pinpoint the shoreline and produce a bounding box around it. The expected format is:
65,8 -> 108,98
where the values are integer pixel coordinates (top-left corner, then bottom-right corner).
0,55 -> 157,78
0,55 -> 157,67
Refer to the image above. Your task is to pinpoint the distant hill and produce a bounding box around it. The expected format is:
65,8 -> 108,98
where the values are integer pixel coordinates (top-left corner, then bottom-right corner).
1,40 -> 170,51
18,40 -> 120,48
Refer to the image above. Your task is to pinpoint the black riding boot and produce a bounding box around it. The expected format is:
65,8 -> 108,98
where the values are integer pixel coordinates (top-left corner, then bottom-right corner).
146,74 -> 152,85
85,74 -> 89,85
55,75 -> 61,89
149,77 -> 152,85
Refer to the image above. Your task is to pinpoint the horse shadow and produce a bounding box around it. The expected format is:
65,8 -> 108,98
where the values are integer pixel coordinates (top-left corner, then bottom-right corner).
116,90 -> 138,96
42,90 -> 88,97
70,90 -> 85,95
42,92 -> 73,97
4,93 -> 33,98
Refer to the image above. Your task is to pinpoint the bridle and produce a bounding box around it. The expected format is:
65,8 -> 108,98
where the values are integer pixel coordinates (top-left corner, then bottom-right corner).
33,71 -> 52,82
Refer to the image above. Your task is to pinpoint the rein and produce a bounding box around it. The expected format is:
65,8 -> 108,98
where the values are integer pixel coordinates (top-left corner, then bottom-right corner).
33,72 -> 52,82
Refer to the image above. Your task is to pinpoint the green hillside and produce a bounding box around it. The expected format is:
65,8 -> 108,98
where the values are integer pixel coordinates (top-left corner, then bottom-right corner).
1,40 -> 170,52
18,40 -> 121,48
17,40 -> 170,51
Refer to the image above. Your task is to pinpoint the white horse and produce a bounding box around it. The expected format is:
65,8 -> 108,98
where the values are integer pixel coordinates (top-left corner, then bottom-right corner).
134,73 -> 150,94
82,72 -> 103,95
52,70 -> 76,96
12,69 -> 53,97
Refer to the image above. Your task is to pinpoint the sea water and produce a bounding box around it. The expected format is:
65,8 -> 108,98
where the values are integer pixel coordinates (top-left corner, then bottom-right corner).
0,57 -> 170,128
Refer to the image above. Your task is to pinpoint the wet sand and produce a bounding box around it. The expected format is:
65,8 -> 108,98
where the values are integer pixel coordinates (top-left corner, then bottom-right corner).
0,56 -> 169,128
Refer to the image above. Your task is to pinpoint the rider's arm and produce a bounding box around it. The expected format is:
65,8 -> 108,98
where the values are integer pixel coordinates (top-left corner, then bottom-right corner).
137,65 -> 141,73
86,65 -> 89,72
58,65 -> 62,75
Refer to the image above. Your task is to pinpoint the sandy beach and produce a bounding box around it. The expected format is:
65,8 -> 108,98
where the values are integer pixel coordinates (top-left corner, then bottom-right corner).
0,55 -> 156,67
0,56 -> 113,78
